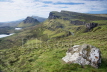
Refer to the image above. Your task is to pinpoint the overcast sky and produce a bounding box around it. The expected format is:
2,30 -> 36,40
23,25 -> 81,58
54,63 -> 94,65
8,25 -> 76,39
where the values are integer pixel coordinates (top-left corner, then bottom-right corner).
0,0 -> 107,22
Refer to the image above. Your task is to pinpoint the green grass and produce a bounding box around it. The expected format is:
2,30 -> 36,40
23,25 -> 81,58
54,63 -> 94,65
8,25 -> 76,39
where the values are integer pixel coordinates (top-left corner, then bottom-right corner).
0,17 -> 107,72
1,25 -> 107,72
17,22 -> 39,28
92,20 -> 107,25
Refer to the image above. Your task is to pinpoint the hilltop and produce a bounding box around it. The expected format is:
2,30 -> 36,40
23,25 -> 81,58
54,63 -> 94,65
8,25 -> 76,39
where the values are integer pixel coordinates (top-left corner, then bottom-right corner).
17,17 -> 40,28
0,10 -> 107,72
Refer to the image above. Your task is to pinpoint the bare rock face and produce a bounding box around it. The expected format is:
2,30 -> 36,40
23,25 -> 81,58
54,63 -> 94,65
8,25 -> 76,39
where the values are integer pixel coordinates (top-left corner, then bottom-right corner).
86,23 -> 98,30
71,20 -> 85,25
62,44 -> 101,68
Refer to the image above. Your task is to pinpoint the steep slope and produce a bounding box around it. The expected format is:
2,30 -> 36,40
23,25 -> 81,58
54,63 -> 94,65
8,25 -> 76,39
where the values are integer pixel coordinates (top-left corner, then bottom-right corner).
17,17 -> 40,28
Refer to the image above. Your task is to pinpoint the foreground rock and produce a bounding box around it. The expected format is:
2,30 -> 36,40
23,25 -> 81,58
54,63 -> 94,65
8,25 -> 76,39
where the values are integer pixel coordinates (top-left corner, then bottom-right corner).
62,44 -> 101,68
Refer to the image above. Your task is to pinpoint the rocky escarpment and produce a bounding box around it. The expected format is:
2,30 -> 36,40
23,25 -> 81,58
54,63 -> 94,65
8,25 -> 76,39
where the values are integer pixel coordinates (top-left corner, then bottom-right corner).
23,17 -> 39,23
85,23 -> 98,32
71,20 -> 86,25
86,23 -> 98,30
48,10 -> 107,21
62,44 -> 101,68
48,11 -> 61,19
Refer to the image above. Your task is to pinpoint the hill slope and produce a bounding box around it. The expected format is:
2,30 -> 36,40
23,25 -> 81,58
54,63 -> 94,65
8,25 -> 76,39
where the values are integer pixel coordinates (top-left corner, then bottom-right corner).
0,11 -> 107,72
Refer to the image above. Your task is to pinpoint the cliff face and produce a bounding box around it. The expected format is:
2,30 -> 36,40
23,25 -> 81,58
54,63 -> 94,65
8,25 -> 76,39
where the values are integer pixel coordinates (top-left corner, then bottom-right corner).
48,11 -> 61,19
71,20 -> 86,25
48,11 -> 107,21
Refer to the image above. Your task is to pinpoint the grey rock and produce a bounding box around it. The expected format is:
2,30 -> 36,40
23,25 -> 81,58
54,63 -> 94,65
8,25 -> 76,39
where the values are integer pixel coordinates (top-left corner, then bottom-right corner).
71,20 -> 85,25
62,44 -> 101,68
86,23 -> 98,30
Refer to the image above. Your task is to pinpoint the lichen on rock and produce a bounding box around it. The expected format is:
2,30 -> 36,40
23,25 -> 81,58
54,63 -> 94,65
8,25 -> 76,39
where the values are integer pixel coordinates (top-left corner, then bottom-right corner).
62,44 -> 101,68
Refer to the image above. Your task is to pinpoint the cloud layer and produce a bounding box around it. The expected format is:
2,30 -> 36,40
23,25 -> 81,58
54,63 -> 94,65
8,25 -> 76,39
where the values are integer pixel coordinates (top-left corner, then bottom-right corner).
0,0 -> 107,22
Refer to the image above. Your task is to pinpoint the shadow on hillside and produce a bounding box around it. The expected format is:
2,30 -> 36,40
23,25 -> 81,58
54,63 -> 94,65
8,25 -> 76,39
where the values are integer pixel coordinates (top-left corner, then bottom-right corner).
100,58 -> 107,69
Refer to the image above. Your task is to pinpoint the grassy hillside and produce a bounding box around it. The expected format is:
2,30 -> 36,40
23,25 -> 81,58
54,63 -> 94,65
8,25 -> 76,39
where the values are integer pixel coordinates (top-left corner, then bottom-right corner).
17,22 -> 37,28
91,14 -> 107,17
0,11 -> 107,72
0,25 -> 107,72
0,26 -> 15,34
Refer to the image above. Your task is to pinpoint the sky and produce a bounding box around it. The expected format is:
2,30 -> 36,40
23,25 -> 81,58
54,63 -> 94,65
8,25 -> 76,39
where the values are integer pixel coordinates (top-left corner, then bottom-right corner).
0,0 -> 107,22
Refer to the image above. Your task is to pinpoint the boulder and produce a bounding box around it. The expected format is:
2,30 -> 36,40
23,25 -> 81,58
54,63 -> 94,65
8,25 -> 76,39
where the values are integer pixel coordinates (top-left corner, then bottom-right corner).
62,44 -> 101,68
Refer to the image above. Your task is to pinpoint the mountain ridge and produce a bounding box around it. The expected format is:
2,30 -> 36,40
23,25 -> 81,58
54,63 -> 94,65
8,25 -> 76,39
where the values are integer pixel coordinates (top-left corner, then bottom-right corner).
0,16 -> 47,27
48,10 -> 107,21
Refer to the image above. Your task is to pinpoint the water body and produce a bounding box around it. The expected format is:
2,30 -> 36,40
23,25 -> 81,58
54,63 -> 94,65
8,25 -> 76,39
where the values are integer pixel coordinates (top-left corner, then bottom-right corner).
15,28 -> 22,30
0,33 -> 14,38
0,28 -> 22,38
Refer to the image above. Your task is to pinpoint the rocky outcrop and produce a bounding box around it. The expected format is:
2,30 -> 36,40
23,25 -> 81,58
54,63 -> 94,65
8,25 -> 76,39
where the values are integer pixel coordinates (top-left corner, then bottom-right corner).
23,17 -> 39,23
48,12 -> 61,19
71,20 -> 85,25
62,44 -> 101,68
86,23 -> 98,30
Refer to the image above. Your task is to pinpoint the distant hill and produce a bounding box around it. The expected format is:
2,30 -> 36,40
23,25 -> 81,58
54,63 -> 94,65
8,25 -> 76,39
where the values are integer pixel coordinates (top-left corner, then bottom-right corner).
0,20 -> 23,27
31,16 -> 47,22
17,17 -> 40,28
0,16 -> 46,27
90,14 -> 107,17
